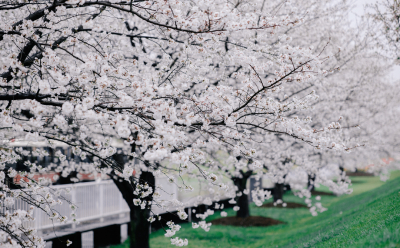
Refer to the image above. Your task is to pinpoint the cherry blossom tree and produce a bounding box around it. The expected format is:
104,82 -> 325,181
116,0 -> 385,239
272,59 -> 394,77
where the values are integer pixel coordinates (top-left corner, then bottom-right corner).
1,0 -> 398,247
199,0 -> 368,213
210,0 -> 400,215
370,0 -> 400,62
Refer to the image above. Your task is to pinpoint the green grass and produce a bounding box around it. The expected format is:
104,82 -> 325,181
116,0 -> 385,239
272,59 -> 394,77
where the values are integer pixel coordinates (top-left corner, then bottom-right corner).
113,171 -> 400,248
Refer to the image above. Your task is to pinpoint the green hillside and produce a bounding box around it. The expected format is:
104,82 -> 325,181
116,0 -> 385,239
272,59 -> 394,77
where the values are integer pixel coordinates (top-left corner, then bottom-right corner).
113,171 -> 400,248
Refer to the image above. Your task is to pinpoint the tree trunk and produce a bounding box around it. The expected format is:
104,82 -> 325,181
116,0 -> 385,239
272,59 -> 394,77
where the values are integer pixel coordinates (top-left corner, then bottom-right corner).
129,207 -> 150,247
234,177 -> 249,218
232,170 -> 252,218
273,183 -> 284,202
129,171 -> 155,248
308,174 -> 315,192
112,154 -> 155,248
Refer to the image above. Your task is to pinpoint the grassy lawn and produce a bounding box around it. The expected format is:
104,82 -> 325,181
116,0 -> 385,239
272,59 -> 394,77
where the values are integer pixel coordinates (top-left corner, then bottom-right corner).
113,171 -> 400,248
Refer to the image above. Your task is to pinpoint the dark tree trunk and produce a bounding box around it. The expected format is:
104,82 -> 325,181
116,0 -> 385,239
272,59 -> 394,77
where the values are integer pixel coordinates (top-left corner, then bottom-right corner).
273,183 -> 284,202
234,177 -> 249,218
232,170 -> 252,218
112,153 -> 155,248
308,174 -> 315,192
129,171 -> 155,248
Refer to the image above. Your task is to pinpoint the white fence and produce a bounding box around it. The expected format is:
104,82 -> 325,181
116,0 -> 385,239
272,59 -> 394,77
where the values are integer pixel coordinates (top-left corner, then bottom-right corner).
7,177 -> 179,231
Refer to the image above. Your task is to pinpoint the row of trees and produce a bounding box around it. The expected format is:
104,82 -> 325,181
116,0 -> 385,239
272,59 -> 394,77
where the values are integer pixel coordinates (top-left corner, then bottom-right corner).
0,0 -> 399,247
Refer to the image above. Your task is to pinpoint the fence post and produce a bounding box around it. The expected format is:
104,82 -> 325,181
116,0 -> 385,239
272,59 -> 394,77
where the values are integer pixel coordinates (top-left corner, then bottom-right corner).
119,188 -> 124,218
71,185 -> 77,229
99,182 -> 104,222
34,205 -> 41,233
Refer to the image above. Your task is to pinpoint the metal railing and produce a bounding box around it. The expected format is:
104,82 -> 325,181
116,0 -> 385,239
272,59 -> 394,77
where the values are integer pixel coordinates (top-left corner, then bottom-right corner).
7,177 -> 180,231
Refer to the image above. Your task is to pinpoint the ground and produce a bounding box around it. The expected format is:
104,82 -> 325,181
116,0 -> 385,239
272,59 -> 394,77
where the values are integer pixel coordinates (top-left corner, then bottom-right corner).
113,171 -> 400,248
